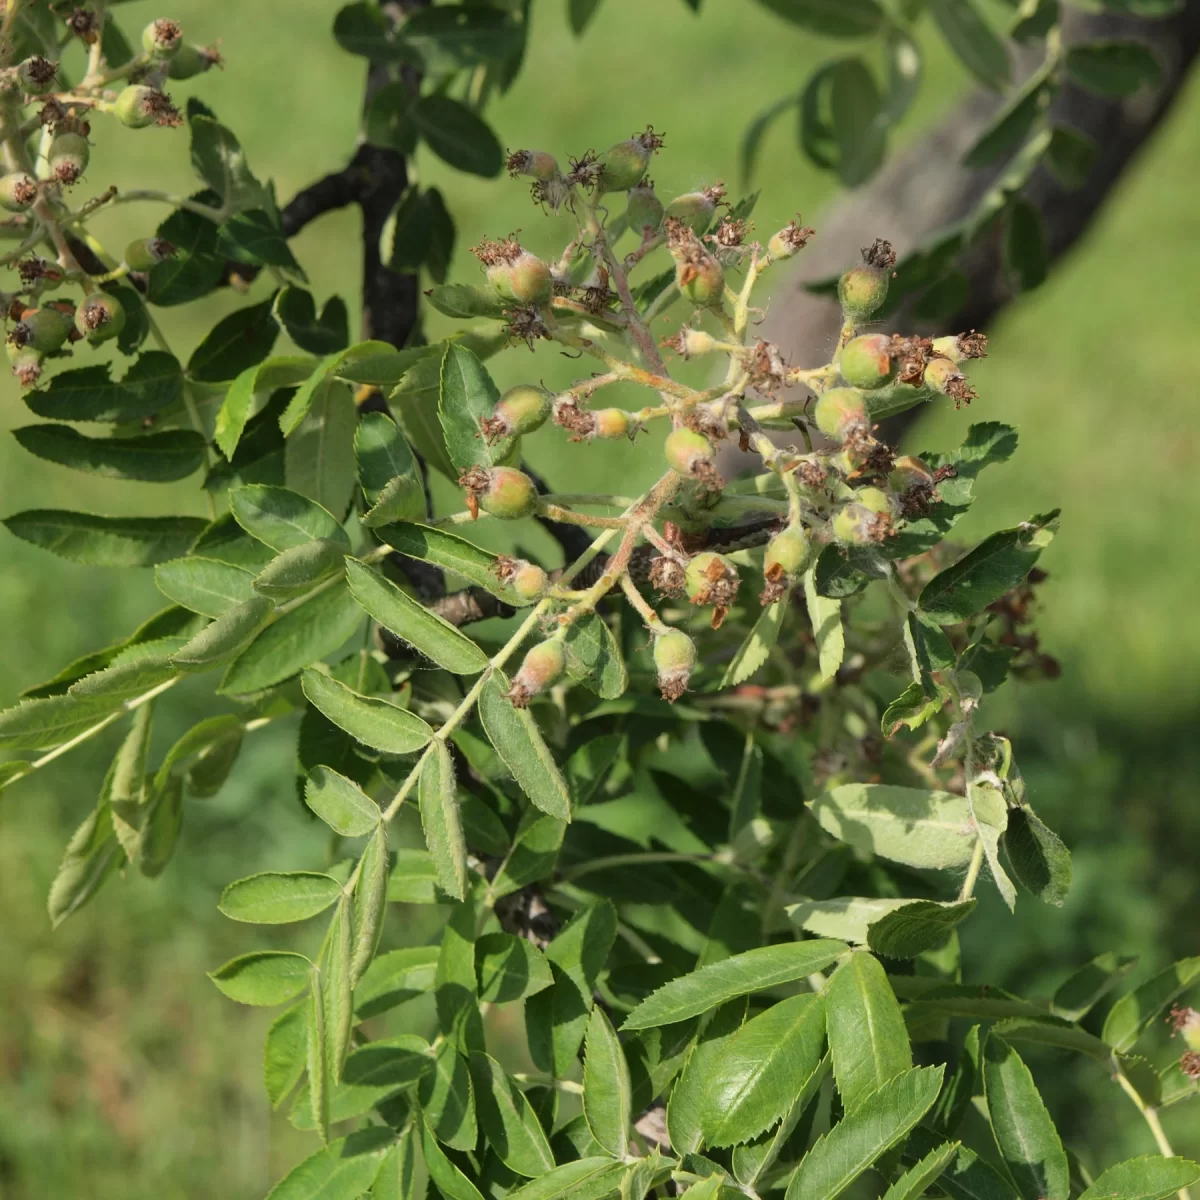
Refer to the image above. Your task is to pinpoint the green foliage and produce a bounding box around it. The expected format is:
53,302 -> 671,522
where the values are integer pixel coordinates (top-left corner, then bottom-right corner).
2,5 -> 1198,1197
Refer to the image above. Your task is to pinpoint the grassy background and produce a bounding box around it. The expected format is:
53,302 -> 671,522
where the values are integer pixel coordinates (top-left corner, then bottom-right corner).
1,0 -> 1198,1194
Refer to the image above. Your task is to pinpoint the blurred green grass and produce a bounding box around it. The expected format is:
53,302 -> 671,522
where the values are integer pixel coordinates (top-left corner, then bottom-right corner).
1,0 -> 1198,1194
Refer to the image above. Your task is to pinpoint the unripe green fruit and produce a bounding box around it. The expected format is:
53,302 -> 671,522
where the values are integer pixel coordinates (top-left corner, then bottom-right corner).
764,526 -> 813,579
477,467 -> 537,519
508,638 -> 565,706
0,172 -> 38,212
838,264 -> 889,320
855,487 -> 895,517
814,387 -> 868,439
664,191 -> 716,235
625,182 -> 663,234
510,562 -> 548,603
591,408 -> 630,440
8,342 -> 42,388
10,306 -> 72,353
114,85 -> 161,129
507,150 -> 559,181
924,357 -> 960,392
487,252 -> 552,306
653,628 -> 696,702
75,292 -> 126,344
142,19 -> 183,59
685,552 -> 737,604
596,139 -> 650,193
889,455 -> 933,492
840,334 -> 895,390
166,43 -> 219,80
17,56 -> 57,96
493,384 -> 552,437
124,237 -> 175,271
664,427 -> 713,476
832,504 -> 875,547
676,254 -> 724,308
47,132 -> 89,185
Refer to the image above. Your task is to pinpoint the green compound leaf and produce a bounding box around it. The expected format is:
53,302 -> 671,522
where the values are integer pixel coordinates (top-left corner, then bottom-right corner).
187,293 -> 280,383
172,595 -> 275,669
230,483 -> 349,551
754,0 -> 884,38
883,1141 -> 960,1200
411,93 -> 503,177
345,558 -> 488,675
419,1039 -> 477,1151
808,784 -> 980,871
301,667 -> 432,755
1078,1156 -> 1200,1200
506,1159 -> 628,1200
355,411 -> 424,525
469,1051 -> 555,1177
251,539 -> 345,601
928,0 -> 1010,90
24,352 -> 184,423
262,1126 -> 394,1200
219,871 -> 343,924
209,950 -> 313,1006
283,375 -> 357,518
563,614 -> 628,699
784,1066 -> 945,1200
355,945 -> 439,1018
13,425 -> 207,482
155,556 -> 256,617
702,992 -> 827,1148
438,342 -> 503,474
304,765 -> 382,837
721,594 -> 789,688
582,1004 -> 632,1157
805,564 -> 844,680
1066,40 -> 1163,98
418,740 -> 467,902
867,899 -> 978,958
263,1001 -> 307,1109
1102,957 -> 1200,1053
1004,807 -> 1072,906
422,1119 -> 485,1200
622,940 -> 848,1030
826,952 -> 912,1113
3,511 -> 207,567
375,521 -> 532,603
479,672 -> 573,821
982,1035 -> 1069,1200
1052,953 -> 1138,1023
476,932 -> 554,1004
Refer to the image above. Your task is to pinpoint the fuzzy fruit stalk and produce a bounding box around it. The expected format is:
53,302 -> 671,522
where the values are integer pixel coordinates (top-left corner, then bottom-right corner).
595,127 -> 663,194
654,629 -> 696,702
814,387 -> 869,440
483,385 -> 552,442
838,239 -> 895,321
507,639 -> 565,707
761,525 -> 812,604
840,334 -> 895,390
685,552 -> 740,629
75,293 -> 126,345
459,465 -> 537,521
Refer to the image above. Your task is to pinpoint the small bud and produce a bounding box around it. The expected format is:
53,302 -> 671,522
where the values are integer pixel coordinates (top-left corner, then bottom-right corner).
931,330 -> 988,363
888,454 -> 933,492
494,556 -> 548,604
47,131 -> 90,186
813,387 -> 869,440
664,427 -> 714,476
768,216 -> 815,260
590,408 -> 631,440
114,85 -> 182,128
0,172 -> 38,212
484,384 -> 552,441
838,239 -> 895,320
459,465 -> 537,521
761,526 -> 812,603
840,334 -> 896,390
124,237 -> 177,271
166,42 -> 223,80
653,629 -> 696,702
142,18 -> 183,58
924,356 -> 977,407
17,56 -> 57,96
625,181 -> 664,235
664,183 -> 724,236
8,306 -> 72,353
7,341 -> 42,388
685,551 -> 740,628
595,126 -> 664,194
507,639 -> 565,707
75,292 -> 126,345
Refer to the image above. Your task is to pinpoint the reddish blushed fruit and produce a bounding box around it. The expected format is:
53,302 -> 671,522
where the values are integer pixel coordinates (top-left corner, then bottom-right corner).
490,384 -> 552,439
590,408 -> 630,440
0,172 -> 38,212
814,387 -> 868,439
510,562 -> 548,603
507,639 -> 566,707
463,466 -> 537,520
653,629 -> 696,702
9,306 -> 72,353
838,265 -> 889,320
664,427 -> 714,477
75,292 -> 126,344
840,334 -> 895,390
487,251 -> 553,306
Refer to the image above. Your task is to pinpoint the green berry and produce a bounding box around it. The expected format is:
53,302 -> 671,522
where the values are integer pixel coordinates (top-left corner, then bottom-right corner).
764,526 -> 812,579
664,190 -> 716,235
676,253 -> 724,308
142,19 -> 183,59
837,239 -> 895,321
468,466 -> 537,520
47,131 -> 89,186
856,487 -> 895,516
166,42 -> 221,80
492,384 -> 552,438
75,292 -> 126,345
664,427 -> 714,477
685,552 -> 740,617
17,55 -> 57,96
924,356 -> 977,405
9,306 -> 72,354
7,342 -> 43,388
653,629 -> 696,703
487,251 -> 552,306
625,182 -> 663,235
591,408 -> 630,440
931,331 -> 988,363
0,172 -> 38,212
507,639 -> 565,707
840,334 -> 895,390
114,85 -> 177,129
510,562 -> 548,603
833,488 -> 895,546
507,149 -> 560,182
597,141 -> 650,194
124,237 -> 176,272
889,455 -> 932,492
767,217 -> 813,260
814,387 -> 868,439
